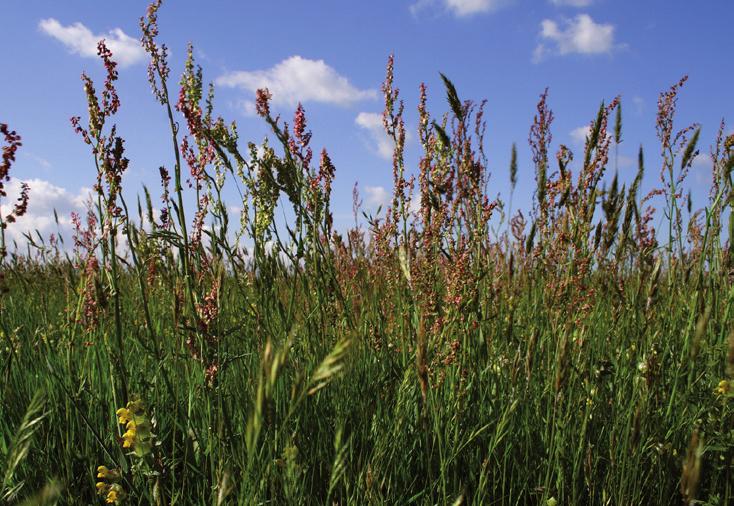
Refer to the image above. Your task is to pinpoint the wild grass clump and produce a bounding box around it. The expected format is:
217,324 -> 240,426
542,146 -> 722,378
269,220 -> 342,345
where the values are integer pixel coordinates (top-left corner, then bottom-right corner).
2,1 -> 734,504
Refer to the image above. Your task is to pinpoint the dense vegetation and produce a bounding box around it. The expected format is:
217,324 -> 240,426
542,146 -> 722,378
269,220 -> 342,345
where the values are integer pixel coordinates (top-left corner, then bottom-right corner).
1,2 -> 733,504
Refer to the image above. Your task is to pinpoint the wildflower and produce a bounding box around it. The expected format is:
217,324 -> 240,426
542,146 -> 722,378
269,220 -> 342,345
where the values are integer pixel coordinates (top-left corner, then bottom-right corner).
116,407 -> 131,425
105,483 -> 125,504
116,399 -> 153,456
122,425 -> 136,448
96,465 -> 124,504
96,465 -> 121,480
715,379 -> 730,396
255,88 -> 272,117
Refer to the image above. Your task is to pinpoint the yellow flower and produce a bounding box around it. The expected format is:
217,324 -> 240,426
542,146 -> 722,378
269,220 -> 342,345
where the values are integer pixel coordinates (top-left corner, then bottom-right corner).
96,465 -> 121,480
118,398 -> 153,456
715,379 -> 731,396
116,407 -> 131,425
96,482 -> 108,495
105,483 -> 124,504
122,429 -> 136,448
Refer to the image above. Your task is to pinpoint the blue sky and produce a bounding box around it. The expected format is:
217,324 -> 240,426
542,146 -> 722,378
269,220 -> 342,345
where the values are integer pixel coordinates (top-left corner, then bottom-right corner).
1,0 -> 732,245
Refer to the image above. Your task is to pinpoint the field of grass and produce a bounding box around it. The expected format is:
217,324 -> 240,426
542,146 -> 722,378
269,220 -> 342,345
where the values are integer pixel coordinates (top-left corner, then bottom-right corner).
1,2 -> 734,505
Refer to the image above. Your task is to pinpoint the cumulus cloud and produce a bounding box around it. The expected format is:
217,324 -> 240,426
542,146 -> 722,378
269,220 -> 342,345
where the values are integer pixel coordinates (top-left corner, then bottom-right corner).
235,99 -> 258,117
570,124 -> 614,147
533,14 -> 616,63
549,0 -> 594,7
355,112 -> 394,160
444,0 -> 508,16
38,18 -> 145,68
411,0 -> 510,17
570,125 -> 591,145
361,184 -> 421,216
364,185 -> 391,210
216,56 -> 376,108
0,178 -> 93,246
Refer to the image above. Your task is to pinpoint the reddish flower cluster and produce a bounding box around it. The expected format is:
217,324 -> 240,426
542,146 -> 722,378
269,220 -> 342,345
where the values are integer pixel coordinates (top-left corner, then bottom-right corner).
287,103 -> 313,168
70,40 -> 129,233
656,75 -> 688,152
190,194 -> 210,248
72,209 -> 102,330
255,88 -> 272,118
0,124 -> 30,234
140,0 -> 170,104
529,88 -> 554,227
0,123 -> 22,196
97,40 -> 120,117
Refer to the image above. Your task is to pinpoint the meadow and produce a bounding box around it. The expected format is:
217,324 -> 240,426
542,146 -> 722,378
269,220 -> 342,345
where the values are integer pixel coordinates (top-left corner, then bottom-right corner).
1,1 -> 734,504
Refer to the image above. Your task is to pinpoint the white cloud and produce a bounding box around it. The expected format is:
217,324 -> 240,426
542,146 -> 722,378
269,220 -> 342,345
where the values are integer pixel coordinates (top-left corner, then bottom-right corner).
549,0 -> 594,7
408,194 -> 422,215
409,0 -> 435,15
355,112 -> 394,160
362,184 -> 420,216
0,178 -> 92,246
234,99 -> 258,117
364,185 -> 391,210
445,0 -> 507,16
411,0 -> 510,17
533,14 -> 616,63
216,56 -> 376,108
38,18 -> 145,68
570,124 -> 614,147
570,125 -> 591,145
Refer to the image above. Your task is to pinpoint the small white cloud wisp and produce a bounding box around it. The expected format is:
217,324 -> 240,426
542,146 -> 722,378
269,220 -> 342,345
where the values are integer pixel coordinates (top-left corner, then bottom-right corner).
570,125 -> 591,145
38,18 -> 145,68
355,112 -> 394,160
533,14 -> 616,63
411,0 -> 510,17
549,0 -> 594,7
364,185 -> 391,210
216,56 -> 376,109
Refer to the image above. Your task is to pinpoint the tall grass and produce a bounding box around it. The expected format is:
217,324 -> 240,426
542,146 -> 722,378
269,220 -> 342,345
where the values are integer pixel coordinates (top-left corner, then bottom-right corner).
1,1 -> 734,504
